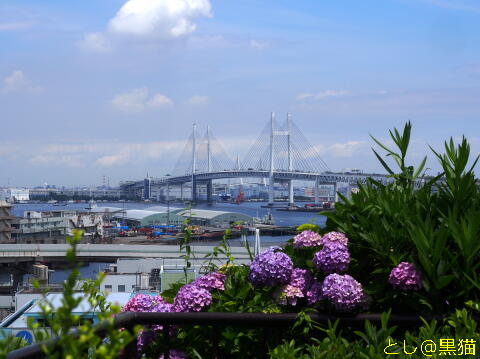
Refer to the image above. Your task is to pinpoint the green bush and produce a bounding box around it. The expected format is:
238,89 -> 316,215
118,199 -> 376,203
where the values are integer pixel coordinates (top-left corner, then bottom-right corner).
323,122 -> 480,312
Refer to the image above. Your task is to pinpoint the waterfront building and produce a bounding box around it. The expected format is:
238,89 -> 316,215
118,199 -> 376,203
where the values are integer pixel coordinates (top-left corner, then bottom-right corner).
12,210 -> 104,244
110,208 -> 185,227
178,209 -> 253,227
30,187 -> 122,200
0,188 -> 30,202
0,200 -> 13,243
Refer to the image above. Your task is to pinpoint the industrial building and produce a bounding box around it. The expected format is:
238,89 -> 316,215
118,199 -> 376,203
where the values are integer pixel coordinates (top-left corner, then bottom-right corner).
111,209 -> 185,227
0,201 -> 13,243
0,188 -> 29,202
12,210 -> 104,244
178,209 -> 253,227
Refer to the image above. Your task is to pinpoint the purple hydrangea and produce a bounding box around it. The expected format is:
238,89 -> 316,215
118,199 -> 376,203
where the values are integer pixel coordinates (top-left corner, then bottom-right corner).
192,272 -> 226,291
305,280 -> 323,305
389,262 -> 422,291
321,231 -> 349,248
322,273 -> 364,312
122,294 -> 165,312
293,230 -> 322,248
247,247 -> 293,287
312,242 -> 350,274
174,284 -> 212,312
278,268 -> 313,306
159,350 -> 188,359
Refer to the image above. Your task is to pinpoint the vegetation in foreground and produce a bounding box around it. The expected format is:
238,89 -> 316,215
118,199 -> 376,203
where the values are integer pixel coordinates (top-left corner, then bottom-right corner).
1,122 -> 479,358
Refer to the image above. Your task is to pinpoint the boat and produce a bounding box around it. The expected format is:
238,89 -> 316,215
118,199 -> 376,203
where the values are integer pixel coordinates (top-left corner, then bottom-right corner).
85,200 -> 97,210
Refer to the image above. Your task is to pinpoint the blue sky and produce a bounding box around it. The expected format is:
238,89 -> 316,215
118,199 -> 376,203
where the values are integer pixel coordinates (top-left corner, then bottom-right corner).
1,0 -> 479,186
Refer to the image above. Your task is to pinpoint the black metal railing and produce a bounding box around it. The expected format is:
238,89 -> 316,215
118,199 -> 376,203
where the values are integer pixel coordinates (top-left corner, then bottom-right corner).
6,312 -> 446,359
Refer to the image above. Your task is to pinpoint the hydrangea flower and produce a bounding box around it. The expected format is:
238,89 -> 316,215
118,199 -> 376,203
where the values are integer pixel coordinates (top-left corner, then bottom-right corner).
321,231 -> 349,248
122,294 -> 165,312
159,350 -> 188,359
174,284 -> 212,312
305,280 -> 323,305
277,268 -> 312,305
192,272 -> 226,291
247,247 -> 293,287
389,262 -> 422,291
322,273 -> 364,312
312,242 -> 350,274
293,230 -> 322,248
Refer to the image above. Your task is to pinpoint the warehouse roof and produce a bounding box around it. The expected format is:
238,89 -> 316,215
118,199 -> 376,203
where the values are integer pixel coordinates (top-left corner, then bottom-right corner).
122,209 -> 164,220
178,209 -> 251,220
145,206 -> 184,213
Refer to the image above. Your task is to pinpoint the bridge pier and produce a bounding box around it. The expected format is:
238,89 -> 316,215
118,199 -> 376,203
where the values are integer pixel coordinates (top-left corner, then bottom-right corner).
288,179 -> 294,206
192,177 -> 197,204
314,177 -> 320,205
180,184 -> 183,201
268,176 -> 274,205
207,179 -> 213,204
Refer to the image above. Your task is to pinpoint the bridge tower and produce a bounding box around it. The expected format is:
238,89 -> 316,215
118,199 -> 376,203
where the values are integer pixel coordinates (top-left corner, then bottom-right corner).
192,123 -> 197,203
267,112 -> 295,206
206,125 -> 213,204
287,113 -> 294,206
268,112 -> 275,205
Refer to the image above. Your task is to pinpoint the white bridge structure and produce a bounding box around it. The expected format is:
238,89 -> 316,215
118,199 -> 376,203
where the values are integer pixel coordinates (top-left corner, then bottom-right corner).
121,113 -> 391,205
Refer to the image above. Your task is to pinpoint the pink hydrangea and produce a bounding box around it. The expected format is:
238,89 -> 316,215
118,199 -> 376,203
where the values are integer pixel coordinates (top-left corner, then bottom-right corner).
174,284 -> 212,312
321,231 -> 349,247
277,268 -> 313,306
293,230 -> 322,248
192,272 -> 226,291
389,262 -> 422,291
122,294 -> 165,312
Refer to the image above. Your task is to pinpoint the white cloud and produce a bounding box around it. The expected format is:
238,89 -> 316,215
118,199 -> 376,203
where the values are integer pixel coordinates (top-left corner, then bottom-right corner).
250,39 -> 267,50
1,70 -> 42,93
111,88 -> 173,111
108,0 -> 212,38
79,0 -> 212,52
328,141 -> 368,158
94,154 -> 129,167
148,93 -> 174,107
79,32 -> 111,53
187,95 -> 208,105
296,90 -> 349,102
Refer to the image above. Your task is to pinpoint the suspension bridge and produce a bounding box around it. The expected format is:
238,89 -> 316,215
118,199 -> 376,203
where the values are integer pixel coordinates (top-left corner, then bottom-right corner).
120,113 -> 391,205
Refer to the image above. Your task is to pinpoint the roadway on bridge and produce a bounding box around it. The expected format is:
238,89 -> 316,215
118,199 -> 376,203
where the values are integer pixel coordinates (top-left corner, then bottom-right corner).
0,244 -> 254,263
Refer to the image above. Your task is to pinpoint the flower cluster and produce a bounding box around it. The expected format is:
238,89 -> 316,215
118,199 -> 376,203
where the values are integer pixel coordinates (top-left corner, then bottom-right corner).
312,241 -> 350,274
122,294 -> 174,353
321,231 -> 349,247
278,268 -> 312,305
174,284 -> 212,312
305,280 -> 323,305
293,230 -> 322,248
192,272 -> 226,291
389,262 -> 422,291
248,247 -> 293,287
122,294 -> 166,312
321,273 -> 364,312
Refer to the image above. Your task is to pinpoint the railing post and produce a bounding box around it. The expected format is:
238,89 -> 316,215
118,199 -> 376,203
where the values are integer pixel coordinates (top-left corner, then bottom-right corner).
163,325 -> 170,359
